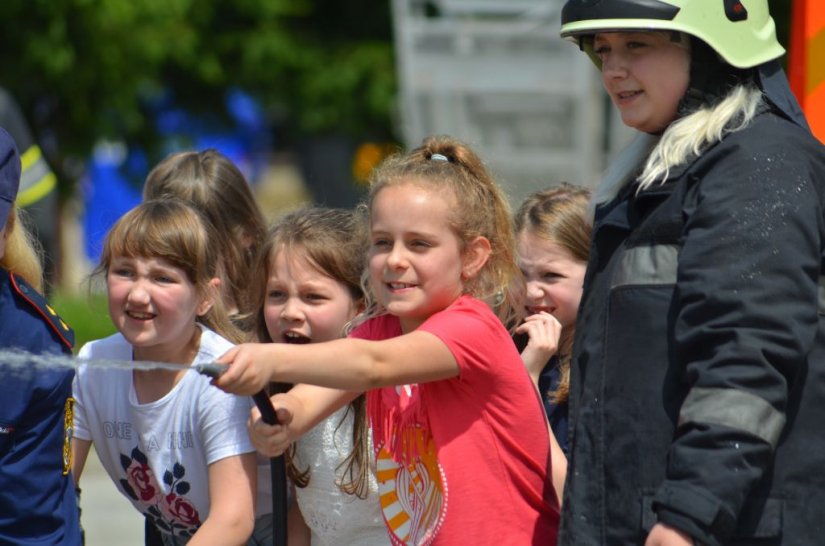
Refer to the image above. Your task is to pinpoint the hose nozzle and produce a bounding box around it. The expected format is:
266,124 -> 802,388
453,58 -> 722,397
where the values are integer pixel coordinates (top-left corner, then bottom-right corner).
193,362 -> 229,380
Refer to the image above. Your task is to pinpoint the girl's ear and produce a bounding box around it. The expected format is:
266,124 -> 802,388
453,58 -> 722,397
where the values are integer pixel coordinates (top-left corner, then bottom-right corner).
462,236 -> 492,280
197,277 -> 221,317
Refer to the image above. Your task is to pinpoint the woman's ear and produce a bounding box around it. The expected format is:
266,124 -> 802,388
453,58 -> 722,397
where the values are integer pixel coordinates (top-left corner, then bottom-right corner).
197,277 -> 221,317
462,236 -> 492,280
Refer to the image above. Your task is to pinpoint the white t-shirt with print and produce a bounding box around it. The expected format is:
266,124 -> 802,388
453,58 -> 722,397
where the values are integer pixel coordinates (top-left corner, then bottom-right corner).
73,327 -> 255,539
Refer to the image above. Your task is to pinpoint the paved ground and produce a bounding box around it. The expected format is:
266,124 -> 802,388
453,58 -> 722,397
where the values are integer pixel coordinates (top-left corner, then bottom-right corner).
80,449 -> 142,546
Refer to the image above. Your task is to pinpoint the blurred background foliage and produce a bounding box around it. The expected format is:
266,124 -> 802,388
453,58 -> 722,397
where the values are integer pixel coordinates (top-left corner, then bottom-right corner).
0,0 -> 793,194
0,0 -> 396,192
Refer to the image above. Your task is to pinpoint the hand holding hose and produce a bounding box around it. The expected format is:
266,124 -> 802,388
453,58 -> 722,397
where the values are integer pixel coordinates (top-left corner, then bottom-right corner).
247,395 -> 297,458
210,343 -> 277,396
195,360 -> 288,546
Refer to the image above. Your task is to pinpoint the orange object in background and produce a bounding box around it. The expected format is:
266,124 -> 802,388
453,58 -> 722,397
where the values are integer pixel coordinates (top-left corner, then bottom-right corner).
788,0 -> 825,143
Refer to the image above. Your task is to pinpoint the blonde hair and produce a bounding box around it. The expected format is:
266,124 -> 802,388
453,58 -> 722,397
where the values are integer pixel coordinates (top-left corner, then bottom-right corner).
143,149 -> 266,319
359,135 -> 522,327
94,199 -> 244,344
514,184 -> 592,404
1,207 -> 45,292
638,85 -> 762,189
514,184 -> 592,264
251,207 -> 372,498
594,84 -> 764,208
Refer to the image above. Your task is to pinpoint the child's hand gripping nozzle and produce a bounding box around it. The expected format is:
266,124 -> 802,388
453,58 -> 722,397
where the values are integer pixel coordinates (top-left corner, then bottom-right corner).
194,362 -> 280,425
194,362 -> 287,546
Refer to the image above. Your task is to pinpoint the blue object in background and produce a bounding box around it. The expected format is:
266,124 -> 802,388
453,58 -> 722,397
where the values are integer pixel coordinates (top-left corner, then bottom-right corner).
82,142 -> 142,263
81,88 -> 272,264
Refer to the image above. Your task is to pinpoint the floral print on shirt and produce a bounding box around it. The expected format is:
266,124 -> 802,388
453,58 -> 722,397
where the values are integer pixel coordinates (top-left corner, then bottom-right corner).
119,446 -> 201,538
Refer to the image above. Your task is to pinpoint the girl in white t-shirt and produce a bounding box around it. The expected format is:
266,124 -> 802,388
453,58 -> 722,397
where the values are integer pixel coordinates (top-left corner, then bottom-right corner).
248,207 -> 388,546
71,199 -> 260,545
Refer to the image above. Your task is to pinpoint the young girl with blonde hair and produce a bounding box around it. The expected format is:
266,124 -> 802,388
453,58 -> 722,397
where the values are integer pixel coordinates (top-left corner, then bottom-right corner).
215,136 -> 563,545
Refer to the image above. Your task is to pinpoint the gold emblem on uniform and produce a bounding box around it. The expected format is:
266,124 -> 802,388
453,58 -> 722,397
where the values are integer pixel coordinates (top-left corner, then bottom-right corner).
63,397 -> 75,475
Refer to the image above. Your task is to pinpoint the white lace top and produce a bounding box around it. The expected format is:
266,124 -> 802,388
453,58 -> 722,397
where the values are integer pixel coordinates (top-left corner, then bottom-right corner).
293,406 -> 388,546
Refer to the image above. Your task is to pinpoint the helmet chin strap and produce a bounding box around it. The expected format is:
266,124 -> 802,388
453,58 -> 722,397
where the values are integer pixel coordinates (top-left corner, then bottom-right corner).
677,37 -> 753,118
677,37 -> 811,134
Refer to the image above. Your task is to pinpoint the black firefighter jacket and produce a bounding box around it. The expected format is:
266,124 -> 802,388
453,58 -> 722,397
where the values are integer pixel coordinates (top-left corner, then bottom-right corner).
557,110 -> 825,546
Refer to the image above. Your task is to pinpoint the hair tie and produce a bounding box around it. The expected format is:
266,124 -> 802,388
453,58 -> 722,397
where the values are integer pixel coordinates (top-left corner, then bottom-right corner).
430,153 -> 449,162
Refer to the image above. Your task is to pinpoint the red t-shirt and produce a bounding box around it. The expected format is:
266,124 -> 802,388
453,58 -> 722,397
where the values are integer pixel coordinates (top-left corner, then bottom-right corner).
353,295 -> 559,545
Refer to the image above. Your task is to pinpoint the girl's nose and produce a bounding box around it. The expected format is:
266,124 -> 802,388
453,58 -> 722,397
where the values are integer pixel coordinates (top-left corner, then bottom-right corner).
280,298 -> 304,321
525,281 -> 543,301
386,242 -> 408,270
127,280 -> 151,305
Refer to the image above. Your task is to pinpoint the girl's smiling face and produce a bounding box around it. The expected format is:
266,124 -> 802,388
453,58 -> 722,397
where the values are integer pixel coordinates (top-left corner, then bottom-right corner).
107,255 -> 213,363
368,183 -> 469,333
263,248 -> 360,345
594,31 -> 690,133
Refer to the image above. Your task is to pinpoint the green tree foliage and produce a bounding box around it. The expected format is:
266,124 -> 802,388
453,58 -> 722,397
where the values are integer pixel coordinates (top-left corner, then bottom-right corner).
0,0 -> 395,171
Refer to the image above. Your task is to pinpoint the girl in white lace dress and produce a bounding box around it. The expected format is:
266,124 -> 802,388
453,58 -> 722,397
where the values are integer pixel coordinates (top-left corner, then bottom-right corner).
247,207 -> 388,546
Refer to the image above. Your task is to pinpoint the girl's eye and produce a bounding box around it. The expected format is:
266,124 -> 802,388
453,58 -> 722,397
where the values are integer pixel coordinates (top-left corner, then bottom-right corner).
542,272 -> 562,281
112,268 -> 133,278
411,240 -> 431,249
306,293 -> 328,302
267,290 -> 286,300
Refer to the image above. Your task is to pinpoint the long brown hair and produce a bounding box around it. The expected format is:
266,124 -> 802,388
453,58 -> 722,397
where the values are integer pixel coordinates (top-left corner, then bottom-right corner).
514,183 -> 591,404
251,207 -> 372,498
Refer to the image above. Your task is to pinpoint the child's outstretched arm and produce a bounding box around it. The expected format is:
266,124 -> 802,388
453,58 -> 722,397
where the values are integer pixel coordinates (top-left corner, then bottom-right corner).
515,312 -> 562,385
248,385 -> 360,458
215,332 -> 460,396
187,452 -> 257,546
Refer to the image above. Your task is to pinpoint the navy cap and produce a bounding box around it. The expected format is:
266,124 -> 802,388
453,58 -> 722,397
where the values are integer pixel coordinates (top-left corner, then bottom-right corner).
0,127 -> 21,229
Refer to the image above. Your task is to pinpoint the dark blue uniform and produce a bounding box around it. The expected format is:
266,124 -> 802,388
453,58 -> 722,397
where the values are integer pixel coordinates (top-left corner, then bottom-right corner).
0,268 -> 82,545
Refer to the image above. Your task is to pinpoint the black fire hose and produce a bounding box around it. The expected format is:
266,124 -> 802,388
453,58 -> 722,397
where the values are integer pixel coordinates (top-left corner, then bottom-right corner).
196,363 -> 287,546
